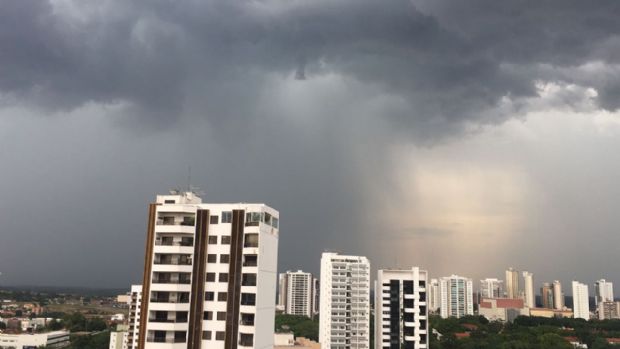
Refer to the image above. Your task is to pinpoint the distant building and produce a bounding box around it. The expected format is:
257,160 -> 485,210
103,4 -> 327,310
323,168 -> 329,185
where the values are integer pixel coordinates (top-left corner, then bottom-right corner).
375,267 -> 428,349
0,330 -> 70,349
126,284 -> 142,349
428,279 -> 440,313
319,252 -> 370,349
110,325 -> 129,349
480,278 -> 503,299
528,308 -> 573,318
541,283 -> 554,309
478,298 -> 526,322
439,275 -> 473,318
572,281 -> 590,320
595,279 -> 614,306
598,301 -> 620,320
522,272 -> 534,308
553,281 -> 564,310
279,270 -> 315,318
312,278 -> 320,317
274,333 -> 296,346
505,268 -> 519,299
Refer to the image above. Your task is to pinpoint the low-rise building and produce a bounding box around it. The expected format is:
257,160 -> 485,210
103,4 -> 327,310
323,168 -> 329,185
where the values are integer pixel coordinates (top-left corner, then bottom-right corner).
528,308 -> 573,318
0,330 -> 70,349
598,301 -> 620,320
478,298 -> 525,322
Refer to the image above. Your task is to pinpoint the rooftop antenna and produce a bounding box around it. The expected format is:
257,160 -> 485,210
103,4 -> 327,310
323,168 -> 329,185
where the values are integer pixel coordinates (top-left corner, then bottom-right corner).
187,165 -> 191,193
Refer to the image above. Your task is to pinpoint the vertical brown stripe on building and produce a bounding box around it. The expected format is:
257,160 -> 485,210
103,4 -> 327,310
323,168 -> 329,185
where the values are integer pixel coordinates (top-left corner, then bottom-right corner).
224,210 -> 245,349
137,203 -> 158,349
187,209 -> 209,349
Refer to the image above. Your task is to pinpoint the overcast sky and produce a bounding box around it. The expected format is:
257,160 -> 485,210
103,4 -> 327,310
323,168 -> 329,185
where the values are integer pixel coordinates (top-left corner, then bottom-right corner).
1,0 -> 620,293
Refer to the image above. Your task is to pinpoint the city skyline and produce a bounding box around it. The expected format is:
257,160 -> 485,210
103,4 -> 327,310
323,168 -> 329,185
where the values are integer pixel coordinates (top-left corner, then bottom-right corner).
2,1 -> 620,290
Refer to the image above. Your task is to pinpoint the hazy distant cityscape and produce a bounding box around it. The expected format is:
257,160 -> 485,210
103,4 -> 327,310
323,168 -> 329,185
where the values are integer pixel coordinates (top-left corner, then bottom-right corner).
3,191 -> 620,349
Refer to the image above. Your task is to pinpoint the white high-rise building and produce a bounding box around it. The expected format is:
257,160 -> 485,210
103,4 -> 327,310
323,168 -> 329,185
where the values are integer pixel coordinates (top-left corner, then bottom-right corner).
313,277 -> 320,316
279,270 -> 314,318
595,279 -> 614,306
375,268 -> 428,349
137,191 -> 280,349
277,273 -> 287,312
479,278 -> 503,299
522,272 -> 534,308
126,285 -> 142,349
439,275 -> 473,318
572,281 -> 590,320
428,279 -> 440,313
505,268 -> 519,299
553,280 -> 564,310
320,252 -> 370,349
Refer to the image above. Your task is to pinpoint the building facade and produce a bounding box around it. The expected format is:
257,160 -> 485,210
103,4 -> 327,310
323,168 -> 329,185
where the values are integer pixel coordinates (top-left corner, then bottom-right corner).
127,285 -> 143,349
319,252 -> 370,349
0,331 -> 69,349
522,272 -> 534,308
595,279 -> 614,306
572,281 -> 590,320
280,270 -> 315,318
598,301 -> 620,320
439,275 -> 473,319
479,278 -> 503,299
553,281 -> 564,310
428,279 -> 440,314
375,268 -> 428,349
541,283 -> 554,309
137,191 -> 280,349
505,268 -> 519,299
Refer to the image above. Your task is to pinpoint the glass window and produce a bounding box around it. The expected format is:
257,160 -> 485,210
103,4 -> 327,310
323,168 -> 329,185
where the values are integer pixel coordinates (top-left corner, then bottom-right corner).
241,293 -> 256,306
203,311 -> 213,320
242,273 -> 257,286
244,234 -> 259,248
216,331 -> 225,341
210,215 -> 219,224
222,211 -> 232,223
202,331 -> 211,340
205,292 -> 214,301
217,311 -> 226,321
218,292 -> 227,301
208,236 -> 218,244
272,217 -> 279,229
206,273 -> 216,282
207,254 -> 217,263
222,236 -> 231,245
219,273 -> 229,282
239,333 -> 253,346
220,254 -> 230,263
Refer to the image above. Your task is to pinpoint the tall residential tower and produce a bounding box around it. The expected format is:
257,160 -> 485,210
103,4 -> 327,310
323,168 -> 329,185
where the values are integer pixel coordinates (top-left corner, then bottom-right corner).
138,192 -> 280,349
319,252 -> 370,349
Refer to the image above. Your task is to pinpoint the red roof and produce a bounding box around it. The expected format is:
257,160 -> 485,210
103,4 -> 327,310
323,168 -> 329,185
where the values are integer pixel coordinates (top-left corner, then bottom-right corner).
455,332 -> 470,339
607,338 -> 620,344
462,323 -> 478,331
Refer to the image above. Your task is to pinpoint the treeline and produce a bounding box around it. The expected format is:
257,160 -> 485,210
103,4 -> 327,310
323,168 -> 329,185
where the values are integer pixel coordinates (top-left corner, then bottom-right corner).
275,314 -> 319,341
431,315 -> 619,349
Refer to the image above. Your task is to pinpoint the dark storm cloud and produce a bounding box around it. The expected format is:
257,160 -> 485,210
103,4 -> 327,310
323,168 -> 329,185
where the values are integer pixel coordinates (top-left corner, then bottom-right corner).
2,0 -> 620,288
3,0 -> 620,130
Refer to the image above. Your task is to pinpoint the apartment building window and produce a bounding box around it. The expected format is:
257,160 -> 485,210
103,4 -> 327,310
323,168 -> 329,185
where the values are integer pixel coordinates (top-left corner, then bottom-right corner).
220,254 -> 230,263
242,273 -> 257,286
207,254 -> 217,263
239,333 -> 254,347
241,293 -> 256,306
208,236 -> 218,244
222,236 -> 231,244
218,292 -> 228,301
244,234 -> 259,248
219,273 -> 229,282
153,331 -> 166,342
216,332 -> 225,341
206,273 -> 216,282
202,331 -> 212,340
222,211 -> 232,223
210,215 -> 219,224
174,331 -> 186,343
205,292 -> 214,301
217,311 -> 226,321
243,255 -> 258,267
181,216 -> 195,226
240,313 -> 254,326
203,311 -> 213,320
